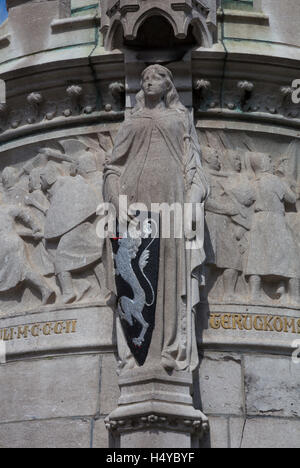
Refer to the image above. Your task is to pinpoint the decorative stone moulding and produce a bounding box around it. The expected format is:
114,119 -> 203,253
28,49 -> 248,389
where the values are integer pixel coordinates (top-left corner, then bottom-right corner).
100,0 -> 217,50
104,369 -> 209,447
6,0 -> 71,17
51,15 -> 100,34
105,414 -> 209,437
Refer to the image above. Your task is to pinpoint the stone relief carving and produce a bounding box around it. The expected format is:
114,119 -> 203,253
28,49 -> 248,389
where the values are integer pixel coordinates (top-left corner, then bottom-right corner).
0,202 -> 55,305
0,82 -> 124,137
0,86 -> 299,322
103,65 -> 210,373
203,147 -> 250,302
194,79 -> 300,118
200,130 -> 300,308
0,134 -> 116,313
244,152 -> 300,306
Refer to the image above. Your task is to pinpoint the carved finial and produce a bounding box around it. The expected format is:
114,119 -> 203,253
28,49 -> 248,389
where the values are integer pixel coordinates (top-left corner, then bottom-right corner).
109,82 -> 125,98
194,79 -> 211,92
66,85 -> 83,98
65,85 -> 83,116
279,85 -> 295,116
194,79 -> 212,109
237,80 -> 254,109
27,92 -> 43,105
237,81 -> 254,93
109,82 -> 125,111
280,85 -> 293,108
26,92 -> 43,123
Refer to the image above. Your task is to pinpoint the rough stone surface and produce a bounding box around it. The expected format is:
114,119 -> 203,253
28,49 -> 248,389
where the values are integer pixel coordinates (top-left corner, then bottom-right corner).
92,418 -> 111,449
244,355 -> 300,418
240,418 -> 300,449
229,417 -> 246,449
99,354 -> 120,415
0,306 -> 115,360
0,418 -> 91,449
199,352 -> 244,415
121,430 -> 191,449
200,416 -> 229,449
0,355 -> 101,422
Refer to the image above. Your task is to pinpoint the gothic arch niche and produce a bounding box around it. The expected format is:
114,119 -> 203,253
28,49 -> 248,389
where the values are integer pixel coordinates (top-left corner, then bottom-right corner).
124,16 -> 197,50
101,1 -> 217,51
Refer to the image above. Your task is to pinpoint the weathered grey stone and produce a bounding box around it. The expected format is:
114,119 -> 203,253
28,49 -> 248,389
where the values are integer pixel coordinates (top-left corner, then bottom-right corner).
120,430 -> 191,449
244,153 -> 300,305
244,355 -> 300,418
203,147 -> 246,301
230,415 -> 300,448
0,201 -> 55,305
200,303 -> 300,357
103,65 -> 209,448
99,354 -> 120,415
104,64 -> 209,374
1,0 -> 300,451
93,418 -> 110,449
200,416 -> 229,449
105,368 -> 208,449
0,418 -> 91,448
100,0 -> 217,50
229,417 -> 246,449
199,352 -> 244,415
0,306 -> 114,360
202,147 -> 300,307
240,418 -> 300,449
0,134 -> 110,311
0,355 -> 101,422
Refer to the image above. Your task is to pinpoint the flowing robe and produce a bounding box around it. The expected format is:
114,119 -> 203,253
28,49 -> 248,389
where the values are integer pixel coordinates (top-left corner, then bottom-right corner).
205,172 -> 243,272
44,175 -> 102,274
104,107 -> 209,372
245,173 -> 300,279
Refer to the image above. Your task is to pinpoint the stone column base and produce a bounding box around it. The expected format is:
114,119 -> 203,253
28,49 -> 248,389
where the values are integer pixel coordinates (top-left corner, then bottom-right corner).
105,367 -> 209,448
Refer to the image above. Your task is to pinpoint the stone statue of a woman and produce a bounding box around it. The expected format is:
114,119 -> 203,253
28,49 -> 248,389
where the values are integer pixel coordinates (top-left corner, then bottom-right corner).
104,65 -> 209,373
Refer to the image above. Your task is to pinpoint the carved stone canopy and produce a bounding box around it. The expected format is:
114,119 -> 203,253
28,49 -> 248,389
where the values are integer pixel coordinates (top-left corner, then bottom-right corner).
100,0 -> 217,50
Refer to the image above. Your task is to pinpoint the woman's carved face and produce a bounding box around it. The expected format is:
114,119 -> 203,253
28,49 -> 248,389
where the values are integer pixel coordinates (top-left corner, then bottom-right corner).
142,71 -> 168,100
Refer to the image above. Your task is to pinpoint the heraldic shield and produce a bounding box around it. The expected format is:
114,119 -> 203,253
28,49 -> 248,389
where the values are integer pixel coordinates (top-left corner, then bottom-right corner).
111,212 -> 160,366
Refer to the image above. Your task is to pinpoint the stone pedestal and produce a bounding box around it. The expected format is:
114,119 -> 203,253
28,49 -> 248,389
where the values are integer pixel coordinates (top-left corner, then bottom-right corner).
105,368 -> 208,448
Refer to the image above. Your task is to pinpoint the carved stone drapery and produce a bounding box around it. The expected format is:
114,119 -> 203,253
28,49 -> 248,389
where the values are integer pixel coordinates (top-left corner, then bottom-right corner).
102,64 -> 209,446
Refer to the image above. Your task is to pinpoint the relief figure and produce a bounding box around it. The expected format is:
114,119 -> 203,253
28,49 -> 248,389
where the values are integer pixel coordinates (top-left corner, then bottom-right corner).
203,148 -> 244,301
244,152 -> 300,305
41,162 -> 103,304
0,199 -> 55,304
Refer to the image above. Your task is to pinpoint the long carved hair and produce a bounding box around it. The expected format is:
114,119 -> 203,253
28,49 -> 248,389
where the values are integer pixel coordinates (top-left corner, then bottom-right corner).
133,64 -> 186,114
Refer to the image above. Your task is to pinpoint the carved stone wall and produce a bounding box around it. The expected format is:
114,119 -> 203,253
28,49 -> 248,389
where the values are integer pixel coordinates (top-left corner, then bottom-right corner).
0,0 -> 299,448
